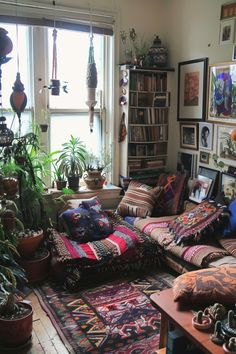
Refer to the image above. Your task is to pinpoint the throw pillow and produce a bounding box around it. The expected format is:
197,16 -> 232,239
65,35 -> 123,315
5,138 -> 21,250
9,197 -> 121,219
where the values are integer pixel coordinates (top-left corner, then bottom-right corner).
155,172 -> 188,216
117,180 -> 162,218
169,200 -> 229,246
60,207 -> 97,243
173,266 -> 236,304
223,199 -> 236,238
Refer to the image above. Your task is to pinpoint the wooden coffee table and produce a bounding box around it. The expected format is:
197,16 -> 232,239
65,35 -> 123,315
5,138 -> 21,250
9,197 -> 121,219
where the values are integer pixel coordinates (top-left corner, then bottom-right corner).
150,288 -> 224,354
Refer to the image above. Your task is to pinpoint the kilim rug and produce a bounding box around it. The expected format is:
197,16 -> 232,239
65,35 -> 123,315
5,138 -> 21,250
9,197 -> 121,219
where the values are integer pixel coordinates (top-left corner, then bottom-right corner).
35,269 -> 175,354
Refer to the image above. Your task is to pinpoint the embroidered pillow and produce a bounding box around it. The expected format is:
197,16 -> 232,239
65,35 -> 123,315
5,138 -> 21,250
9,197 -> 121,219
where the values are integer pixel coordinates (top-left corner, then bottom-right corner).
173,267 -> 236,304
80,196 -> 113,236
117,180 -> 162,218
222,199 -> 236,238
154,173 -> 188,216
169,200 -> 229,246
60,207 -> 97,243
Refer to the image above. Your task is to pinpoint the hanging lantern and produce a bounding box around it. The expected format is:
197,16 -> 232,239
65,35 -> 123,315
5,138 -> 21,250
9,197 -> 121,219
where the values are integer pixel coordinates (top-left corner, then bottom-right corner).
0,116 -> 14,147
86,34 -> 97,132
10,72 -> 27,118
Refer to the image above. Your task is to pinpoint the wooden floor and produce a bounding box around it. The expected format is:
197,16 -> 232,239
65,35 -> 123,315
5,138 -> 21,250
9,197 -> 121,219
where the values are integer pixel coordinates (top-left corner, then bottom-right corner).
20,291 -> 69,354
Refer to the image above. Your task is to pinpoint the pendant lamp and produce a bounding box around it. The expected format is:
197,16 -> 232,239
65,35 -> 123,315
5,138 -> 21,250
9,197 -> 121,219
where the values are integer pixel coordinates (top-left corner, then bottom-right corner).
86,32 -> 98,133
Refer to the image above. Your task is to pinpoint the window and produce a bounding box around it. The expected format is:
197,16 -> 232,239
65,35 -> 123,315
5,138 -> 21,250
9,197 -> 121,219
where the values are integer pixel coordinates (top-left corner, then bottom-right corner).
0,15 -> 113,183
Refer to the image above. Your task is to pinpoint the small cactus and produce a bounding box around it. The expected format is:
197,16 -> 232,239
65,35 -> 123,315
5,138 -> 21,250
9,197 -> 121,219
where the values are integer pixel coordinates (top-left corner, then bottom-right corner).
196,310 -> 203,324
228,337 -> 236,351
210,320 -> 224,345
228,310 -> 236,329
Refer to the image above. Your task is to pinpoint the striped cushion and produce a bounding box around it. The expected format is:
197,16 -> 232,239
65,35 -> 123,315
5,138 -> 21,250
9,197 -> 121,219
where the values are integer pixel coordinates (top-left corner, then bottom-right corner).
117,180 -> 162,217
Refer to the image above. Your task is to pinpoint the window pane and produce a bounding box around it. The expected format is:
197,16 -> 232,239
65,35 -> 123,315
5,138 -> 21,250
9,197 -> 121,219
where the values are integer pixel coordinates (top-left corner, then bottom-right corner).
48,29 -> 104,109
50,113 -> 101,154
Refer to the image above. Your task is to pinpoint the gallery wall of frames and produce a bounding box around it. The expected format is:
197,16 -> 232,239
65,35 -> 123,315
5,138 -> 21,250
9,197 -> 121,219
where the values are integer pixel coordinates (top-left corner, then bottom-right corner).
177,4 -> 236,204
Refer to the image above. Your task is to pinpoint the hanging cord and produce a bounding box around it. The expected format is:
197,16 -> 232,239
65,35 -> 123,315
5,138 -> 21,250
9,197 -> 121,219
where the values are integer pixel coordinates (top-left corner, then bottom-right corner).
51,0 -> 57,80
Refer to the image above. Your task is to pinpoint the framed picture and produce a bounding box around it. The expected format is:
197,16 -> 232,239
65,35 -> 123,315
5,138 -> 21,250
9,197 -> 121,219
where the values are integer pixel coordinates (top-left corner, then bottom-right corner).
219,19 -> 235,45
180,123 -> 198,150
199,151 -> 210,164
216,125 -> 236,165
232,45 -> 236,61
189,175 -> 213,203
177,151 -> 197,178
177,57 -> 208,121
221,2 -> 236,20
207,62 -> 236,124
199,122 -> 213,150
221,172 -> 236,201
198,166 -> 220,198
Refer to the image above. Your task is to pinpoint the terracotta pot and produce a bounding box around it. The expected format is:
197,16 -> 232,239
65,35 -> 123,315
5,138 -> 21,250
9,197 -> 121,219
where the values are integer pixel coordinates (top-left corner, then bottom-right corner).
19,249 -> 50,283
83,170 -> 106,190
0,302 -> 32,346
17,230 -> 44,259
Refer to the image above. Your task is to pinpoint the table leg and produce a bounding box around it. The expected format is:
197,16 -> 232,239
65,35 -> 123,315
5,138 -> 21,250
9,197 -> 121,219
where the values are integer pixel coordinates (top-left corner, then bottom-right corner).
159,313 -> 168,349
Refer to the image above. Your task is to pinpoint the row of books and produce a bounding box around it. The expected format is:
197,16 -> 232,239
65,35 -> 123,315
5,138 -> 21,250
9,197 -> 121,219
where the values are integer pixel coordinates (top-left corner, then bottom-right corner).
129,107 -> 168,124
129,91 -> 170,107
128,158 -> 166,171
129,72 -> 167,92
129,125 -> 168,142
128,142 -> 167,157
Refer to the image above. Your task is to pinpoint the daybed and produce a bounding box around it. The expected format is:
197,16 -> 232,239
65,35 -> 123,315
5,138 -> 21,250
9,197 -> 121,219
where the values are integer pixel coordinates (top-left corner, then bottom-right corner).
47,173 -> 236,289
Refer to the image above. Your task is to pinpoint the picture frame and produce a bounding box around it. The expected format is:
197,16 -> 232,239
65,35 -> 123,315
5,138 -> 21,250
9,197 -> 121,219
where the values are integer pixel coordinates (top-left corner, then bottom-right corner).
221,172 -> 236,201
180,123 -> 198,150
198,166 -> 219,198
219,19 -> 235,45
177,57 -> 208,121
177,151 -> 197,178
189,175 -> 213,204
207,62 -> 236,124
216,125 -> 236,165
199,151 -> 210,164
221,2 -> 236,20
199,122 -> 213,150
232,45 -> 236,61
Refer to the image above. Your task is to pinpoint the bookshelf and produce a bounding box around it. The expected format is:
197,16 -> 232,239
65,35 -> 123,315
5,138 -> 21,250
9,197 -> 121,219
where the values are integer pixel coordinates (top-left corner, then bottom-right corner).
119,65 -> 174,186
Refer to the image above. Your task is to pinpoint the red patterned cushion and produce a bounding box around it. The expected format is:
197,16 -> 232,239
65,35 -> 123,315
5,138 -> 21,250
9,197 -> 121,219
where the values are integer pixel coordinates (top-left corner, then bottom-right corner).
155,172 -> 188,216
173,267 -> 236,304
117,180 -> 162,218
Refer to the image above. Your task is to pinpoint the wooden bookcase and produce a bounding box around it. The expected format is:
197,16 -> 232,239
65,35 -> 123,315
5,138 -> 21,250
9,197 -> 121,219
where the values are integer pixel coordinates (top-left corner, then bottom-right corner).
119,65 -> 174,186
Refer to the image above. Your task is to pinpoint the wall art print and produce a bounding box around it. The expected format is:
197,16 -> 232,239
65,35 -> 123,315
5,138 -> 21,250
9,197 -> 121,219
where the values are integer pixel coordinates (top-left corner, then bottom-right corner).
207,62 -> 236,124
177,58 -> 208,121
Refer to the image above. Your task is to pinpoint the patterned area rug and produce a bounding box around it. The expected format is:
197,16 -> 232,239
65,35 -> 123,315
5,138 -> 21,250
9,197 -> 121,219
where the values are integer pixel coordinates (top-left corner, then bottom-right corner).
35,269 -> 175,354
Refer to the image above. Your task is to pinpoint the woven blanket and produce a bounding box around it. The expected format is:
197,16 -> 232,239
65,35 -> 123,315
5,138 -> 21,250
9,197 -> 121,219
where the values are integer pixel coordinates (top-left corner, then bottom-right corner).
133,217 -> 230,268
49,212 -> 162,265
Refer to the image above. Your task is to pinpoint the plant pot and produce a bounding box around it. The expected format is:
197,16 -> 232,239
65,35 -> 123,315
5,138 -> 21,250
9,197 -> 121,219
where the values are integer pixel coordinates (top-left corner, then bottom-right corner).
2,177 -> 18,197
67,175 -> 80,191
19,249 -> 50,283
40,124 -> 48,132
56,180 -> 67,190
17,229 -> 44,259
0,302 -> 33,346
83,170 -> 106,190
223,342 -> 236,354
192,316 -> 212,330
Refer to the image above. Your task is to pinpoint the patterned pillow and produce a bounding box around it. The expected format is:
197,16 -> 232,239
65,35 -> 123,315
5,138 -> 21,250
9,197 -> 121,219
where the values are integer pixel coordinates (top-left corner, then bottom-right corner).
117,180 -> 162,218
169,200 -> 229,246
155,173 -> 188,216
173,267 -> 236,304
60,201 -> 113,243
80,196 -> 102,212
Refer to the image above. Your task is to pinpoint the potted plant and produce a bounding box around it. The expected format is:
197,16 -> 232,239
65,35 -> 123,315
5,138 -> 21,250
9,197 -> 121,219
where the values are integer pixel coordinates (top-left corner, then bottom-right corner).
48,150 -> 67,190
223,337 -> 236,354
0,161 -> 22,198
57,135 -> 87,191
83,149 -> 112,190
0,221 -> 33,347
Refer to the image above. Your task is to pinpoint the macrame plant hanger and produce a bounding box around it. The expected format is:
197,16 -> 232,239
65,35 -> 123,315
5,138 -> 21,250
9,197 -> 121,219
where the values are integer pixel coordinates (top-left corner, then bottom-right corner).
10,0 -> 27,136
86,11 -> 98,133
51,1 -> 60,96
